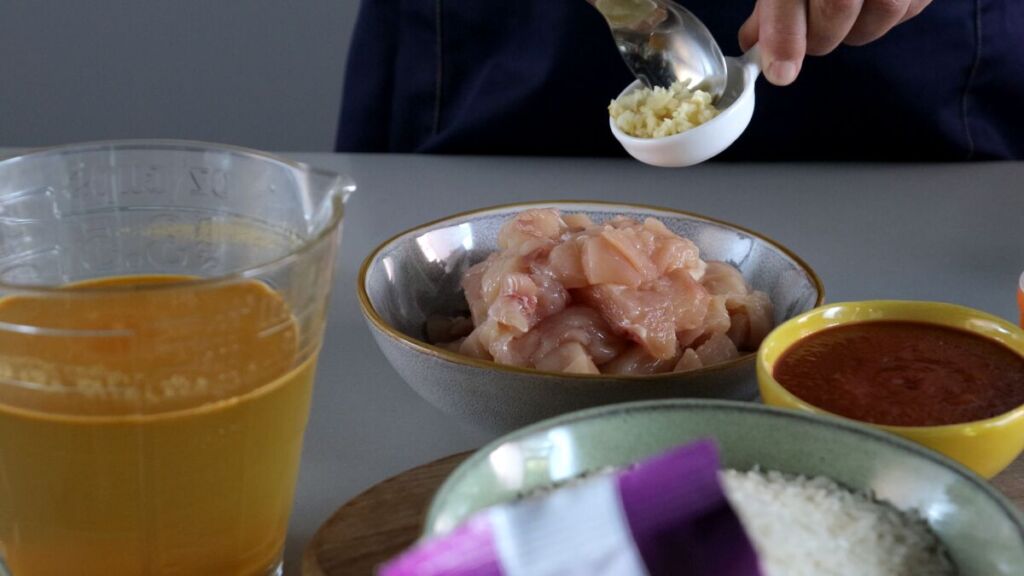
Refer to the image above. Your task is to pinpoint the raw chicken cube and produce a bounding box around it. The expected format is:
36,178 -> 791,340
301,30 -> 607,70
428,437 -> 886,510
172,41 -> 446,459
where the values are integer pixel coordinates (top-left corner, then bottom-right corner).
694,333 -> 740,365
674,348 -> 703,372
651,269 -> 710,331
579,285 -> 677,360
497,208 -> 566,250
487,273 -> 539,333
604,344 -> 680,375
702,261 -> 749,297
563,213 -> 595,231
726,291 -> 774,349
534,341 -> 601,374
581,233 -> 645,288
545,239 -> 589,289
515,306 -> 628,367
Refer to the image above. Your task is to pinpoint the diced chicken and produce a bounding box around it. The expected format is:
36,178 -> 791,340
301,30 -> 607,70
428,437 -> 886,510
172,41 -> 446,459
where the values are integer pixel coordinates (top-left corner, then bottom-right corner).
515,306 -> 628,367
633,226 -> 660,257
607,216 -> 641,229
480,253 -> 529,306
466,318 -> 524,365
603,344 -> 680,375
458,326 -> 492,359
644,219 -> 706,279
487,273 -> 539,333
676,327 -> 705,350
581,233 -> 644,288
688,259 -> 708,282
677,294 -> 731,349
666,322 -> 739,376
702,261 -> 749,297
499,272 -> 538,301
511,236 -> 557,259
545,239 -> 589,289
534,341 -> 601,374
694,332 -> 740,365
650,269 -> 710,331
580,226 -> 662,288
726,313 -> 749,349
642,217 -> 675,238
563,213 -> 595,231
703,294 -> 733,334
530,271 -> 570,319
726,290 -> 774,349
461,256 -> 493,325
439,210 -> 775,375
497,208 -> 566,250
651,236 -> 705,280
600,227 -> 658,284
674,348 -> 703,372
579,285 -> 677,360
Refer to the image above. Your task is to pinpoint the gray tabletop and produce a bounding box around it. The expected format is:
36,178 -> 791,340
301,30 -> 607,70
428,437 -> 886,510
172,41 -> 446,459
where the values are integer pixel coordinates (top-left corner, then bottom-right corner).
279,153 -> 1024,573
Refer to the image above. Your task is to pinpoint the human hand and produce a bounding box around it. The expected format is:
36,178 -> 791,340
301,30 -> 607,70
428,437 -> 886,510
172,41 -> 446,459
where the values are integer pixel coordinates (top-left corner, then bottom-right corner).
738,0 -> 932,86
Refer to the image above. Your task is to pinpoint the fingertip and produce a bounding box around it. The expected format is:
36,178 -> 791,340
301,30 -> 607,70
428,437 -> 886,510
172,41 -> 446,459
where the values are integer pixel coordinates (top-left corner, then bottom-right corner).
766,60 -> 801,85
900,0 -> 931,22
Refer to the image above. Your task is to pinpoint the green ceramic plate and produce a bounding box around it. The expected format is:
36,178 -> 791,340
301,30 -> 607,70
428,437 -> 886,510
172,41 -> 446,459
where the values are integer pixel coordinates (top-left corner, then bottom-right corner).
425,400 -> 1024,575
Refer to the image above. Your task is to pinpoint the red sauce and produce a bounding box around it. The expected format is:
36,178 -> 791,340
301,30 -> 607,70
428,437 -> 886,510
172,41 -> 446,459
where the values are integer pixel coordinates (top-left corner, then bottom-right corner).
773,321 -> 1024,426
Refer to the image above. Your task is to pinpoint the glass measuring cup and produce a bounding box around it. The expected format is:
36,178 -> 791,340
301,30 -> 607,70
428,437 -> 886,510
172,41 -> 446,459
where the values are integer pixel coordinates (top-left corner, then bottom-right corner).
0,141 -> 352,576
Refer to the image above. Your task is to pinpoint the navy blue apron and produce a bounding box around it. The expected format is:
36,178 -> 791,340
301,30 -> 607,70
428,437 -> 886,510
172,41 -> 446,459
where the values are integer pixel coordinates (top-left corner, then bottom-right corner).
337,1 -> 1023,160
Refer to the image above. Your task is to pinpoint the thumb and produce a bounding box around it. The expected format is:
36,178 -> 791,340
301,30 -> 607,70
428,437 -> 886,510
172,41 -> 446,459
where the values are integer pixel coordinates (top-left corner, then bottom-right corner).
757,0 -> 807,86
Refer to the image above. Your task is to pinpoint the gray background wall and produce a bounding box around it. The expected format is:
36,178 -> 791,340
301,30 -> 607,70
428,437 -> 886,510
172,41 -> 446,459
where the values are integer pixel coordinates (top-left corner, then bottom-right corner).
0,1 -> 360,151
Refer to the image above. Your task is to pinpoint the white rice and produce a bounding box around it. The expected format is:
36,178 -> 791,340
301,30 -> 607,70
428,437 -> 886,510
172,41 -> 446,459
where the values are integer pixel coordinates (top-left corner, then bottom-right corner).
721,469 -> 956,576
609,82 -> 719,138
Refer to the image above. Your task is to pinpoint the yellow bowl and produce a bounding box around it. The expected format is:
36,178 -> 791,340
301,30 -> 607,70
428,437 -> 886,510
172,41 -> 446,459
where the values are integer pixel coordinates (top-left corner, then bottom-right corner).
757,300 -> 1024,478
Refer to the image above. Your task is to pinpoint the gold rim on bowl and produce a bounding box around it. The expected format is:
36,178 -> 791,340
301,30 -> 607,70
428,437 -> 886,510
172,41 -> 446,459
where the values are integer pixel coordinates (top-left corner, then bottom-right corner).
357,200 -> 825,382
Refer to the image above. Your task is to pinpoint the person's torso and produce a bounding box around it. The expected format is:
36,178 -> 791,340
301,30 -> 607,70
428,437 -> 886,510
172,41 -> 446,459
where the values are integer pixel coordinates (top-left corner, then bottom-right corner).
339,0 -> 1024,160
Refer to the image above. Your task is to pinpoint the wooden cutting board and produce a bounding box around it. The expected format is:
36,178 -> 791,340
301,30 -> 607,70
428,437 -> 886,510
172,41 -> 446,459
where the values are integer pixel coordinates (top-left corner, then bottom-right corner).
301,452 -> 471,576
302,453 -> 1024,575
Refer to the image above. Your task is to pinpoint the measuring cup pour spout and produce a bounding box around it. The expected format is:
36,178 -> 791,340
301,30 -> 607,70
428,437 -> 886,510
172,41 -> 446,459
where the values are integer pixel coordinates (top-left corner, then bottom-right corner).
302,163 -> 356,239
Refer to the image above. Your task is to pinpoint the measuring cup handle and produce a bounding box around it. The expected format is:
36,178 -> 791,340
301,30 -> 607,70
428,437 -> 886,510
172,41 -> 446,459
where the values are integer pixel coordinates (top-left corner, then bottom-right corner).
740,43 -> 763,78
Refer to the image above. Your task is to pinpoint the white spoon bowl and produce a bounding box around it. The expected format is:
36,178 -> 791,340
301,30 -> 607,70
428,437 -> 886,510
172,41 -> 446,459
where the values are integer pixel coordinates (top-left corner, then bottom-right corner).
610,47 -> 761,168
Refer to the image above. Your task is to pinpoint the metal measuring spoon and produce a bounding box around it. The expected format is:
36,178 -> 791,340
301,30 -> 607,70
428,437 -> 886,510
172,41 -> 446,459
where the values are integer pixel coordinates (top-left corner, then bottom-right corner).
590,0 -> 727,98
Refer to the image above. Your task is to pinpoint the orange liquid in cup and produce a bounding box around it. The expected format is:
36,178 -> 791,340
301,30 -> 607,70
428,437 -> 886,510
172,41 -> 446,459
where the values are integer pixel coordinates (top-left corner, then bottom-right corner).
0,275 -> 316,576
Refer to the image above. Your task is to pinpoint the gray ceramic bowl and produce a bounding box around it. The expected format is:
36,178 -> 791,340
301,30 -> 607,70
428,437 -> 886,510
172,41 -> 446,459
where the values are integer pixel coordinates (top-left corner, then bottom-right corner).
358,201 -> 823,433
425,400 -> 1024,575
